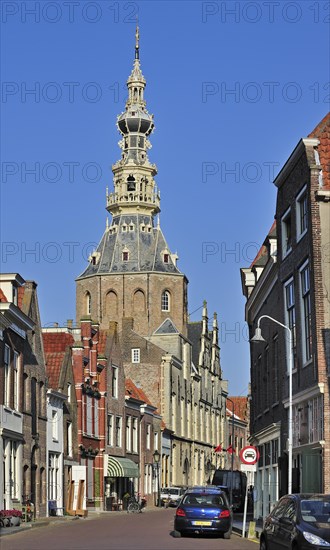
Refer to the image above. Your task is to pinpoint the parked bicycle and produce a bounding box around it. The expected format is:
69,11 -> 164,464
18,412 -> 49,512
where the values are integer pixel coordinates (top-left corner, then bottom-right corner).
127,495 -> 147,513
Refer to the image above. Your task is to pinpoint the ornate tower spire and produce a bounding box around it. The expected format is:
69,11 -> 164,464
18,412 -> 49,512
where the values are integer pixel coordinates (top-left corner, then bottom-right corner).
106,26 -> 160,217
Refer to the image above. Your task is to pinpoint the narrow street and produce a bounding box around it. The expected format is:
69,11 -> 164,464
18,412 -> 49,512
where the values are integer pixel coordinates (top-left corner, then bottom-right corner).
0,509 -> 258,550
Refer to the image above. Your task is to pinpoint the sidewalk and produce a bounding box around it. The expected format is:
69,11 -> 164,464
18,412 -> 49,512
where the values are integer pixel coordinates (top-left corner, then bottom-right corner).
0,515 -> 79,537
232,514 -> 263,540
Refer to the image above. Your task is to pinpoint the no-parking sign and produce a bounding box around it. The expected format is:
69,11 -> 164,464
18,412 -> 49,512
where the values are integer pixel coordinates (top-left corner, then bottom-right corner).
239,446 -> 259,465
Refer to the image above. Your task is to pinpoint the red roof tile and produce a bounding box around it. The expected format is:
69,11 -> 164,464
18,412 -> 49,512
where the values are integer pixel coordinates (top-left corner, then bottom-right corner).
250,220 -> 276,268
0,289 -> 8,302
125,378 -> 153,406
45,352 -> 66,389
227,396 -> 248,422
43,332 -> 74,353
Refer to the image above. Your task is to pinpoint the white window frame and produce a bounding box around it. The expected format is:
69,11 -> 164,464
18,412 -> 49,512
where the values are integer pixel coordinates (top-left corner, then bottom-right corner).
161,290 -> 170,312
67,382 -> 71,403
94,399 -> 99,437
67,421 -> 73,457
52,409 -> 58,441
107,414 -> 114,446
299,261 -> 312,365
4,345 -> 10,407
308,396 -> 323,443
115,416 -> 122,448
281,207 -> 292,257
112,366 -> 118,398
154,431 -> 159,451
296,185 -> 308,241
132,417 -> 138,452
284,277 -> 296,373
86,397 -> 92,435
13,351 -> 19,410
126,416 -> 132,452
86,292 -> 91,315
131,348 -> 140,363
146,424 -> 151,450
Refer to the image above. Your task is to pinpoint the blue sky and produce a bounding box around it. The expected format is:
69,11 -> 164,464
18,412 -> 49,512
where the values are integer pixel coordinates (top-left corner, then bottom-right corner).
1,0 -> 329,395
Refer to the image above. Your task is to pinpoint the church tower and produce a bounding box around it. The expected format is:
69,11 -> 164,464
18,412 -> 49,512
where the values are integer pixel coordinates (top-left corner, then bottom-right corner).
76,28 -> 188,336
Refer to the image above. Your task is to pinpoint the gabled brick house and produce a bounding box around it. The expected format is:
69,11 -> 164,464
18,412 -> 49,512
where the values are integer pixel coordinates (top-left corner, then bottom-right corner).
43,330 -> 79,514
241,113 -> 330,518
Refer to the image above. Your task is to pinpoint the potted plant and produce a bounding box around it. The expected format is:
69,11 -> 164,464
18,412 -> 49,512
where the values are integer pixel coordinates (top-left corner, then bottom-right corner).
0,510 -> 12,527
10,510 -> 22,526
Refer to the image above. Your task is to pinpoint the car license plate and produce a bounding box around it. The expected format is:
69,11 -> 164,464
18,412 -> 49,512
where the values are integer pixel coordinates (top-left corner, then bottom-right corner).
192,521 -> 212,526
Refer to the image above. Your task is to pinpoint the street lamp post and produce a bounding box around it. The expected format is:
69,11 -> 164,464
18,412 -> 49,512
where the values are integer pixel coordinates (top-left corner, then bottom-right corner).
226,397 -> 235,508
251,314 -> 293,494
153,450 -> 161,507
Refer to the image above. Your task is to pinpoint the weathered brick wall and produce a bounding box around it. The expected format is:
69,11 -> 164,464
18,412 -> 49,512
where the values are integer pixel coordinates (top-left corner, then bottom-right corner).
76,272 -> 188,337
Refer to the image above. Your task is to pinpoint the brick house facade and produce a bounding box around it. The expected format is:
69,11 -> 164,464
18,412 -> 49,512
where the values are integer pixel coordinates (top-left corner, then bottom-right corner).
0,275 -> 47,517
241,114 -> 330,518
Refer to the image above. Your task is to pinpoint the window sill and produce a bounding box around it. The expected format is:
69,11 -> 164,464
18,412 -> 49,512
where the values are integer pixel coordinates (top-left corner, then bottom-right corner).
302,359 -> 313,368
297,229 -> 307,243
282,248 -> 292,259
272,401 -> 280,408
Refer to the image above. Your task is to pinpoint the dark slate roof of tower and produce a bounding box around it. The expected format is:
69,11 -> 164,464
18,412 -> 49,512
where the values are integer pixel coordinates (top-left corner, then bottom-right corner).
154,318 -> 179,334
77,214 -> 181,278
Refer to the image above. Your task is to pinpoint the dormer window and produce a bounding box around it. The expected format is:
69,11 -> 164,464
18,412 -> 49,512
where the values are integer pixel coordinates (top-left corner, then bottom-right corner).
123,251 -> 129,261
129,224 -> 134,232
122,225 -> 127,232
163,254 -> 169,264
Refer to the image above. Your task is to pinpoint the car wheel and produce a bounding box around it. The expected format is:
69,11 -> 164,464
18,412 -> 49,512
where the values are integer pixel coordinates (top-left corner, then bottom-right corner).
223,529 -> 232,540
260,536 -> 268,550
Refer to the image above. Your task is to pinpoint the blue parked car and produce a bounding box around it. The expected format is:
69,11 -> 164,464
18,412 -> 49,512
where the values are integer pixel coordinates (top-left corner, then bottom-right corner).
174,485 -> 232,538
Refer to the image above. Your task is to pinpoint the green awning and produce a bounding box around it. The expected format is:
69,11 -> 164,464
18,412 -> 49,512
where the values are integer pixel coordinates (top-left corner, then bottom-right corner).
107,456 -> 139,478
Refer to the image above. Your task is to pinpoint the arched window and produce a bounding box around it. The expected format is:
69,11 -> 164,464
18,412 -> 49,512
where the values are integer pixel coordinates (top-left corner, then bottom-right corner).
133,289 -> 146,313
161,290 -> 170,312
105,290 -> 118,316
86,292 -> 91,315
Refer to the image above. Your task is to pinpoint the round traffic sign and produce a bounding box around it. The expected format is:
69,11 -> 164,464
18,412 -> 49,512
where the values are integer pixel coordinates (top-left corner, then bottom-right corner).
239,446 -> 259,465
